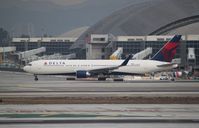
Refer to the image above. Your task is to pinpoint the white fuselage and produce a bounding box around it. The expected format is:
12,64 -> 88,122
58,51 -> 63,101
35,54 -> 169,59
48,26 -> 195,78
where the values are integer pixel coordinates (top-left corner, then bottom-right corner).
23,59 -> 177,75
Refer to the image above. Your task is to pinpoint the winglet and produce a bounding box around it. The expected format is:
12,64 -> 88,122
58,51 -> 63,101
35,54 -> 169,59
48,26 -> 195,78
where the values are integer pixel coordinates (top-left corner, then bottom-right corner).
120,54 -> 132,66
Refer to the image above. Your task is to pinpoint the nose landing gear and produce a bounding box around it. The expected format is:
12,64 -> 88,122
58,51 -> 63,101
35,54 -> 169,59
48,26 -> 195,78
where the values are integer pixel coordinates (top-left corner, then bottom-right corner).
34,75 -> 38,81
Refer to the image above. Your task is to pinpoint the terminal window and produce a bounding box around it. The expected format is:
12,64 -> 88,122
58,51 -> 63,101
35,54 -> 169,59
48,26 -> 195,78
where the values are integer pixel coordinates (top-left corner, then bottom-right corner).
93,38 -> 105,41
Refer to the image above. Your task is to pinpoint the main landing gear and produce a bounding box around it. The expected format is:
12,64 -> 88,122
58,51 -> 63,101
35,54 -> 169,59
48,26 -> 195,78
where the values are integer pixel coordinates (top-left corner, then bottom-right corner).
98,77 -> 107,81
34,74 -> 38,81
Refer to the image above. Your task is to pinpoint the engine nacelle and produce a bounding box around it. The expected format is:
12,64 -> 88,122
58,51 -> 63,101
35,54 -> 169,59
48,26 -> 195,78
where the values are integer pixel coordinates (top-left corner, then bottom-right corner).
76,70 -> 91,78
173,71 -> 182,78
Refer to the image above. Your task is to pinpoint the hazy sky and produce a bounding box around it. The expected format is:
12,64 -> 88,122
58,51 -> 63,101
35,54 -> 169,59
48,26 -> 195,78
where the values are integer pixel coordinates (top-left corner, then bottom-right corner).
0,0 -> 137,37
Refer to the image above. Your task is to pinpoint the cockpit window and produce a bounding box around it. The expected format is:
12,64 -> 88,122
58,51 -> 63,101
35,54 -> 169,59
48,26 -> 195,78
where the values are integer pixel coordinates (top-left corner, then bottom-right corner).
27,64 -> 32,66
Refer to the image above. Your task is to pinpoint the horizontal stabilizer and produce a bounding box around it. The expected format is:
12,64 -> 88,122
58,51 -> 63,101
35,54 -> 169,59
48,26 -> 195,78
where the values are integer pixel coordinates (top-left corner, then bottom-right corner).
157,63 -> 178,68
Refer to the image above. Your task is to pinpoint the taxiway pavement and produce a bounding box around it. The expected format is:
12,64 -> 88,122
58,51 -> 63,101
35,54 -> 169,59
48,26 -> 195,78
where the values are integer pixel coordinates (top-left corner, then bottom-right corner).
0,104 -> 199,127
0,71 -> 199,127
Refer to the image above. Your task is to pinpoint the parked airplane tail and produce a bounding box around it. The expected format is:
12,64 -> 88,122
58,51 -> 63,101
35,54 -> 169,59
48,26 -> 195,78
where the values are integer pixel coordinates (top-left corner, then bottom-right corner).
151,35 -> 181,62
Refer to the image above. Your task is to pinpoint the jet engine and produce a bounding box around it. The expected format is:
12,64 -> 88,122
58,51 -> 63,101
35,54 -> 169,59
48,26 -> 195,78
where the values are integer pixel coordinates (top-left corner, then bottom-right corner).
76,70 -> 91,78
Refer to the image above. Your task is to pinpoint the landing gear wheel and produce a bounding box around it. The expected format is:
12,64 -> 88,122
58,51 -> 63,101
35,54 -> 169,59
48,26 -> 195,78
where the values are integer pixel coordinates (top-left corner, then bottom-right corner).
34,75 -> 38,81
171,78 -> 175,81
66,77 -> 76,80
98,77 -> 107,81
113,78 -> 124,81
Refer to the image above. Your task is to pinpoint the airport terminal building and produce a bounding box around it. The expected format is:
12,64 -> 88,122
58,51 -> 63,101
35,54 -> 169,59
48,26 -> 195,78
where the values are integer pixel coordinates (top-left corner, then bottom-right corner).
11,37 -> 76,55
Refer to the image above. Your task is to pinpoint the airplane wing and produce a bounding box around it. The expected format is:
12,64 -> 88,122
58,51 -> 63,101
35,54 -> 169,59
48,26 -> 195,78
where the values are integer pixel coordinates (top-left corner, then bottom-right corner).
89,54 -> 132,74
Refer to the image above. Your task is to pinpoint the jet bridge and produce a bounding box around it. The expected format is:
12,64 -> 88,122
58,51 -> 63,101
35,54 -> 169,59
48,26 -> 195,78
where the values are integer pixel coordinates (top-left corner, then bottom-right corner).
18,47 -> 46,60
39,53 -> 76,60
110,47 -> 123,60
132,47 -> 152,60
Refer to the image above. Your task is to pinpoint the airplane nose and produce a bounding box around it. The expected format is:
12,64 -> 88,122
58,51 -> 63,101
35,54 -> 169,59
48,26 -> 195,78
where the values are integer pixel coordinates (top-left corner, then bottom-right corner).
23,66 -> 30,72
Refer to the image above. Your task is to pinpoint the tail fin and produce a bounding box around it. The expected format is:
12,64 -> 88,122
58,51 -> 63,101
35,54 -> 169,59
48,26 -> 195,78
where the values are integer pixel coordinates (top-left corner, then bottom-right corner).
151,35 -> 181,62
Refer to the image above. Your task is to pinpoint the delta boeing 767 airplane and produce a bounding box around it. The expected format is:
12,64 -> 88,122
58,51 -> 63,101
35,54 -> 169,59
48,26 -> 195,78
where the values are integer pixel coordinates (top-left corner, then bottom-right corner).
23,35 -> 181,81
